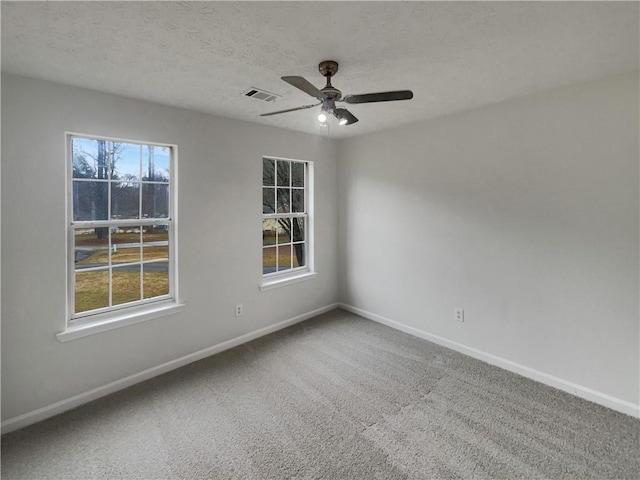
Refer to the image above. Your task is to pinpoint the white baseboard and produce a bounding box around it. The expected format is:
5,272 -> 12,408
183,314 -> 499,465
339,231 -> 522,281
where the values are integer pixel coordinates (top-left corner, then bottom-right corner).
339,303 -> 640,419
1,303 -> 339,435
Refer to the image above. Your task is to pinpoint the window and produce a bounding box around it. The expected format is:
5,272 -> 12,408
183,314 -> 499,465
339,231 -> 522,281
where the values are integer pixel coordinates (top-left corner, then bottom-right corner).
67,134 -> 177,326
262,157 -> 314,289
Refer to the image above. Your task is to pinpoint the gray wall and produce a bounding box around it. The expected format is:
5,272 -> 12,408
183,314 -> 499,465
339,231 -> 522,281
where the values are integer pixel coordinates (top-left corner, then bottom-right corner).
338,72 -> 639,406
1,74 -> 339,421
3,71 -> 638,423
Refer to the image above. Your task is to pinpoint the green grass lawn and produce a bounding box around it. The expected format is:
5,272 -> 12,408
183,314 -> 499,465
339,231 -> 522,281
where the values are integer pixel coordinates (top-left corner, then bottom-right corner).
262,245 -> 300,270
75,270 -> 169,313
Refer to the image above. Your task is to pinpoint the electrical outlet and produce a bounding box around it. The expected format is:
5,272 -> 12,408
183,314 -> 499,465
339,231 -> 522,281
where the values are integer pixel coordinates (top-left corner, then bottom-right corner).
235,304 -> 243,317
454,307 -> 464,322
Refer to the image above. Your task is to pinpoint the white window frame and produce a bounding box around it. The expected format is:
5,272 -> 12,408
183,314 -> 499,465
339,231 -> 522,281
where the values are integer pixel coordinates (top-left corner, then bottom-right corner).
59,133 -> 182,342
260,156 -> 316,291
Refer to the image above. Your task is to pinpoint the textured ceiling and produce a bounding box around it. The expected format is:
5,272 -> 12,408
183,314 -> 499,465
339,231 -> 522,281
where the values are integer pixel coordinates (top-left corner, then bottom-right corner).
2,1 -> 638,138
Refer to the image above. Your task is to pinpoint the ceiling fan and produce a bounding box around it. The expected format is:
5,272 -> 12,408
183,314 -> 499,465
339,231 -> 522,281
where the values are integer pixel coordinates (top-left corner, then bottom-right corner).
261,60 -> 413,126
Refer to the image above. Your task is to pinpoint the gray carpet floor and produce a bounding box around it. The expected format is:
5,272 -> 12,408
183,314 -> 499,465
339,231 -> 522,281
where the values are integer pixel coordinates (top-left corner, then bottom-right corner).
2,309 -> 639,479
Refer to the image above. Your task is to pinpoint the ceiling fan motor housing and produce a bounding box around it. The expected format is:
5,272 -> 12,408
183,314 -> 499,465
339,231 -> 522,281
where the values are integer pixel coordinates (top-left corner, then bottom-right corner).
318,60 -> 339,77
321,87 -> 341,102
319,61 -> 342,103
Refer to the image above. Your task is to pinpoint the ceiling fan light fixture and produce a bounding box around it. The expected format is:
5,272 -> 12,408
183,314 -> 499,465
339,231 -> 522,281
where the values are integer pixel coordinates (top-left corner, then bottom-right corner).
317,112 -> 327,123
333,108 -> 347,125
334,107 -> 357,126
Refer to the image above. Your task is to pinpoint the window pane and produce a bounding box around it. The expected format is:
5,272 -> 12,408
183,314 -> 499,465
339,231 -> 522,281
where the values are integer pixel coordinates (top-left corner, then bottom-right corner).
292,217 -> 305,243
277,160 -> 290,186
263,219 -> 277,246
112,143 -> 141,181
74,228 -> 109,270
277,245 -> 292,271
112,244 -> 141,265
142,225 -> 169,243
277,188 -> 290,213
143,245 -> 169,262
73,181 -> 108,221
292,243 -> 305,267
276,218 -> 291,244
143,226 -> 169,261
263,188 -> 275,214
111,182 -> 140,219
263,246 -> 277,274
292,189 -> 304,213
75,270 -> 109,313
72,137 -> 108,179
143,263 -> 169,299
291,162 -> 304,187
111,224 -> 141,265
263,158 -> 275,186
144,146 -> 170,182
113,265 -> 141,306
112,225 -> 141,244
142,184 -> 169,218
143,261 -> 169,299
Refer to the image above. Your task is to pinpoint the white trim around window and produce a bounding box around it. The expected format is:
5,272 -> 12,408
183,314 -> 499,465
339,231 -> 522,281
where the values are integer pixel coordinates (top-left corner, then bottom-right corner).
60,132 -> 181,341
260,156 -> 315,291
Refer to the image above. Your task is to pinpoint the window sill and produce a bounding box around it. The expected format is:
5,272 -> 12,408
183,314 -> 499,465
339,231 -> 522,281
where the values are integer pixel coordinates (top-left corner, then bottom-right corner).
260,271 -> 317,291
57,302 -> 185,342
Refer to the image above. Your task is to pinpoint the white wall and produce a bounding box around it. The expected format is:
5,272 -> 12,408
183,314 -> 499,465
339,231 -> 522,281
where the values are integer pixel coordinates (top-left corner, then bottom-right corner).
338,73 -> 639,408
1,74 -> 339,421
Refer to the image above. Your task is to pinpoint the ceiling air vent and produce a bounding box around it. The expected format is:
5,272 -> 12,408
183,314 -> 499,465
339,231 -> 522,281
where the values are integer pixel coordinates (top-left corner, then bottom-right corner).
243,87 -> 280,102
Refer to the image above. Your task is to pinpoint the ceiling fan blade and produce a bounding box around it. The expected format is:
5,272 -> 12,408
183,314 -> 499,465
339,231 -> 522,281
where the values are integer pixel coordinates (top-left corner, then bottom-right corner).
343,90 -> 414,104
282,76 -> 323,100
260,102 -> 321,117
334,107 -> 359,125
